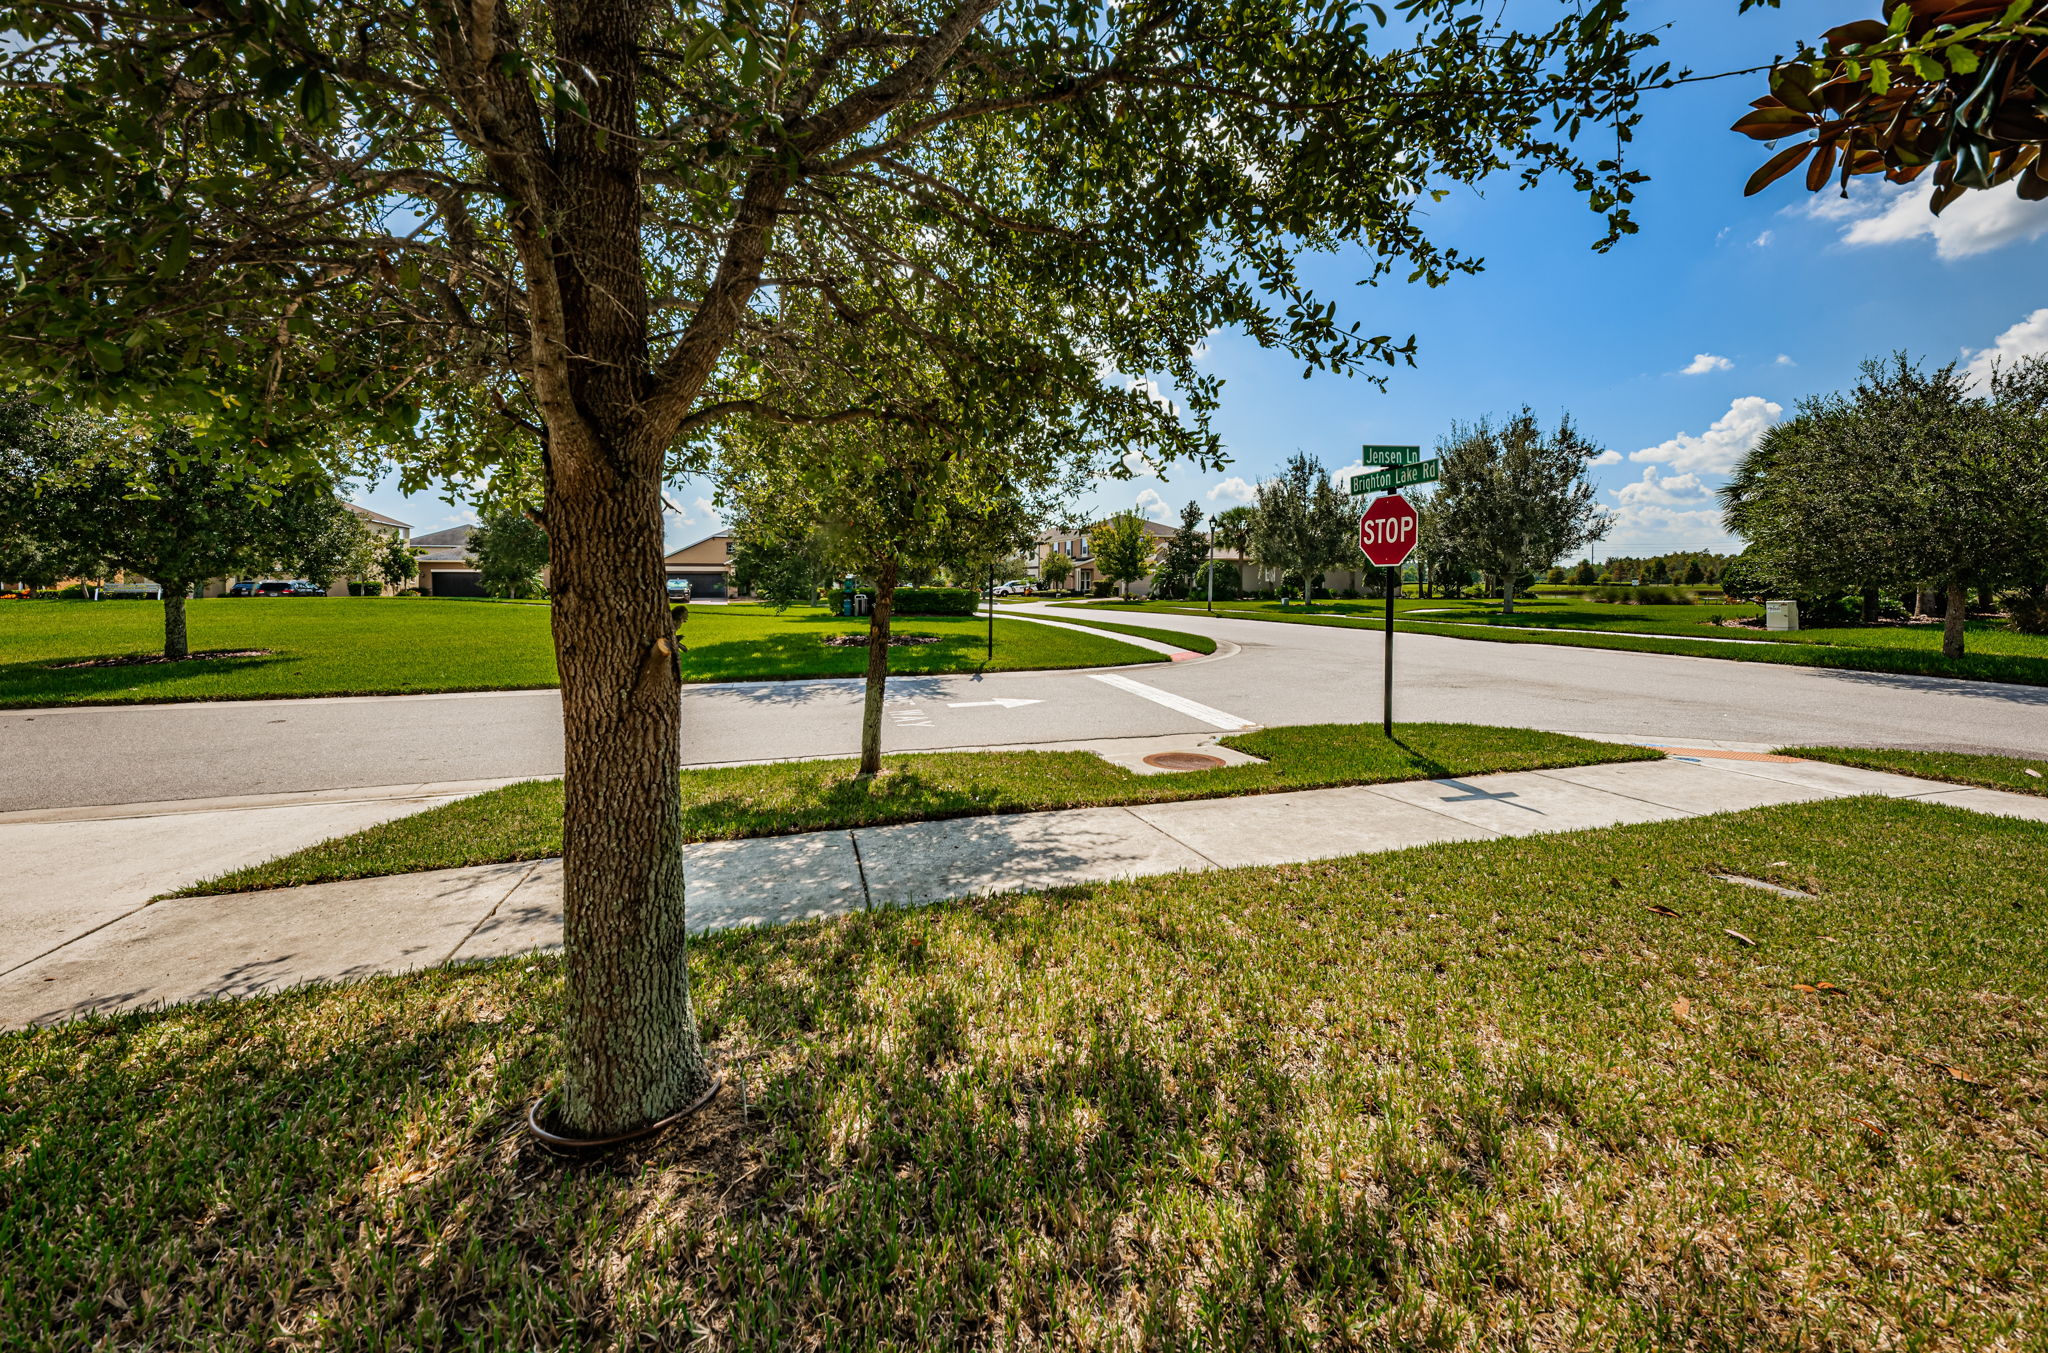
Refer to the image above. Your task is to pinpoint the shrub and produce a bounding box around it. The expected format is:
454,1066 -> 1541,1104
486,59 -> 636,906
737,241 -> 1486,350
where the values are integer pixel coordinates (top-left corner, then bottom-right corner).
398,588 -> 422,597
1192,561 -> 1241,601
1090,580 -> 1115,598
1585,584 -> 1696,605
2002,589 -> 2048,635
347,582 -> 382,597
890,586 -> 979,616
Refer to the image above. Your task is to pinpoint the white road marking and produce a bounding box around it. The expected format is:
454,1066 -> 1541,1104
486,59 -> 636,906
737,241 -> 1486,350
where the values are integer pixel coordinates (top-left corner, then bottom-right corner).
1087,674 -> 1255,730
946,698 -> 1042,710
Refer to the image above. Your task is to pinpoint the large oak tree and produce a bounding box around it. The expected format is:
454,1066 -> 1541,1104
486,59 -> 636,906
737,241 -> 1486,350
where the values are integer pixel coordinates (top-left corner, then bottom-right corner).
0,0 -> 1665,1135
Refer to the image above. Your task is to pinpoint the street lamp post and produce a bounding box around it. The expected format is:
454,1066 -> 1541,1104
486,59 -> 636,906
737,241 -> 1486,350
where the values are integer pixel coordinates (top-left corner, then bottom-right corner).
1206,516 -> 1215,613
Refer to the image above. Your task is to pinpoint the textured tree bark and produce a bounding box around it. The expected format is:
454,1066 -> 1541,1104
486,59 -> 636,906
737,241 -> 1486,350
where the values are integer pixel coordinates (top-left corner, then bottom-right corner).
1499,562 -> 1519,615
161,586 -> 188,660
1943,579 -> 1968,660
536,0 -> 711,1137
858,559 -> 900,777
548,436 -> 711,1136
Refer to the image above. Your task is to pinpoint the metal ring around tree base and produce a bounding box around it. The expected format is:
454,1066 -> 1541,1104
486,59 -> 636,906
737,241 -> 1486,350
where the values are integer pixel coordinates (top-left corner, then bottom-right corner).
525,1078 -> 723,1153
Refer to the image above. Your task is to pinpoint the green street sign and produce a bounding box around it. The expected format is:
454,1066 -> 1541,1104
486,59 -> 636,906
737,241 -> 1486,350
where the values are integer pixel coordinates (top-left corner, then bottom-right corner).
1352,459 -> 1440,494
1359,444 -> 1422,466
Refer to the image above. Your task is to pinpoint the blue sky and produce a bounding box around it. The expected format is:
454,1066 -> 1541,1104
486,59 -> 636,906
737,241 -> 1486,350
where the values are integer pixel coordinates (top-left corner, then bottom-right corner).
357,1 -> 2048,556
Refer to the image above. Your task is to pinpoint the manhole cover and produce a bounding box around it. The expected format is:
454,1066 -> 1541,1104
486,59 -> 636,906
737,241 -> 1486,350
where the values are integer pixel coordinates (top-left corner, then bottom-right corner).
1143,752 -> 1227,772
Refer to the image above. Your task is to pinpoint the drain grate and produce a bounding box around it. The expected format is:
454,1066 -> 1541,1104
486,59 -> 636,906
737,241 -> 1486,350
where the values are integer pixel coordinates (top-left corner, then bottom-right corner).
1142,751 -> 1227,772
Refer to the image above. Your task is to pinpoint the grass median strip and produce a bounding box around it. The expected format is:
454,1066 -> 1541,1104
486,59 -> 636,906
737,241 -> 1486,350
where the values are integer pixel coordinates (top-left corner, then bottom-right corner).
1070,599 -> 2048,686
1783,745 -> 2048,797
173,723 -> 1658,895
1010,611 -> 1219,654
12,797 -> 2048,1347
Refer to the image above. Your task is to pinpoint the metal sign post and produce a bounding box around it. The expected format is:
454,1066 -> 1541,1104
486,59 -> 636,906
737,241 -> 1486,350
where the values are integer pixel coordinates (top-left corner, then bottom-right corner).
1358,492 -> 1421,737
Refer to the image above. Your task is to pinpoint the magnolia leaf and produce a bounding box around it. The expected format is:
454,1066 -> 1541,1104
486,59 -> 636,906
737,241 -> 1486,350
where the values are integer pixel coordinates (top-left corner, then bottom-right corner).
1745,142 -> 1815,195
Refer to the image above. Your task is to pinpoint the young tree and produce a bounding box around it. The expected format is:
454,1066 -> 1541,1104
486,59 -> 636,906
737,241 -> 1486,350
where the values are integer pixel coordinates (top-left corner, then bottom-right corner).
0,408 -> 358,655
1152,502 -> 1209,600
1571,559 -> 1600,587
468,509 -> 550,599
730,528 -> 828,611
1250,454 -> 1354,608
0,0 -> 1668,1137
1038,551 -> 1074,594
1432,411 -> 1610,615
1680,557 -> 1706,587
1090,513 -> 1156,599
378,536 -> 420,592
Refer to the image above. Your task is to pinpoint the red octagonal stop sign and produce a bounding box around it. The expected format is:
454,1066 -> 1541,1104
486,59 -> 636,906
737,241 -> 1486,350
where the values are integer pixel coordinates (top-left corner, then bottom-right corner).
1358,493 -> 1419,568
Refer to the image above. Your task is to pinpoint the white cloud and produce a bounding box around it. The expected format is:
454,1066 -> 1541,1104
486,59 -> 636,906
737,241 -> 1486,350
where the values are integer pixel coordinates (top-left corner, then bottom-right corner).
1804,178 -> 2048,260
1752,230 -> 1774,247
1615,466 -> 1711,509
1774,353 -> 1796,367
1590,449 -> 1622,466
1679,353 -> 1734,376
1205,476 -> 1254,505
693,496 -> 716,519
1631,395 -> 1783,474
1964,307 -> 2048,387
1596,502 -> 1738,552
1330,462 -> 1368,493
1120,449 -> 1159,476
1134,488 -> 1175,523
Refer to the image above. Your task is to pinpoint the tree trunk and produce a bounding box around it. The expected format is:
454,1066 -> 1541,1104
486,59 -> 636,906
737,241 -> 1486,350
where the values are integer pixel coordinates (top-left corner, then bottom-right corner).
547,440 -> 711,1138
535,0 -> 718,1138
1861,586 -> 1879,624
1499,564 -> 1517,616
858,559 -> 900,777
161,585 -> 188,660
1943,579 -> 1968,660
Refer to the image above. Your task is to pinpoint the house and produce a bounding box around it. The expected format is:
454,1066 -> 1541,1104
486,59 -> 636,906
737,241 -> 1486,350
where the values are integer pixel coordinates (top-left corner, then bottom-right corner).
1035,517 -> 1373,599
196,503 -> 415,597
1031,519 -> 1176,595
410,524 -> 487,597
663,532 -> 736,598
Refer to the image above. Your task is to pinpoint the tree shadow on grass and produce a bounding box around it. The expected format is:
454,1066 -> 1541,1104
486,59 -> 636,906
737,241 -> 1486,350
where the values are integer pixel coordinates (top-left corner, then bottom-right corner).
0,651 -> 293,706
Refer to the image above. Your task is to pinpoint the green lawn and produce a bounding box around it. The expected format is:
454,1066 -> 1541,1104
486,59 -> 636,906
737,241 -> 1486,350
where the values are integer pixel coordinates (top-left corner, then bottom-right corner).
0,598 -> 1162,707
1784,745 -> 2048,797
1071,596 -> 2048,686
175,722 -> 1657,894
9,796 -> 2047,1348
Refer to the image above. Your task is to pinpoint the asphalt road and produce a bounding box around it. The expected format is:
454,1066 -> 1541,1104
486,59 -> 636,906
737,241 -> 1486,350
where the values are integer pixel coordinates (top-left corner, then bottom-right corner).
6,602 -> 2046,812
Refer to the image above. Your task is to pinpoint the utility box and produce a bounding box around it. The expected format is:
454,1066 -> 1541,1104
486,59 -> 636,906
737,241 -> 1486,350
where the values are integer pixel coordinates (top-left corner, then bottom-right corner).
1765,599 -> 1800,632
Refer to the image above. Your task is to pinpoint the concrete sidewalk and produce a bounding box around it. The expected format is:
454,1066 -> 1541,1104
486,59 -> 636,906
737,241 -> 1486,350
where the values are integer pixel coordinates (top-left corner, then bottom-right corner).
5,751 -> 2045,1029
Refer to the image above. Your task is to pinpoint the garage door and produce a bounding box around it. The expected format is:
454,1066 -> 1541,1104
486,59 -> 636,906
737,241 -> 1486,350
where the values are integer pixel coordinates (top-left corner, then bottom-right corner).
431,569 -> 487,598
674,571 -> 727,598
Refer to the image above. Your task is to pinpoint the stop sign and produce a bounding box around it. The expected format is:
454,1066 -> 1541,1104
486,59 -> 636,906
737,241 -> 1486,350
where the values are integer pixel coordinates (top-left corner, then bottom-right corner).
1358,493 -> 1419,568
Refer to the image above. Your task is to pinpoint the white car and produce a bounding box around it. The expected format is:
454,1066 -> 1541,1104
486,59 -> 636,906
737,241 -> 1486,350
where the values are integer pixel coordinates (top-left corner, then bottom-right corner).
992,580 -> 1034,596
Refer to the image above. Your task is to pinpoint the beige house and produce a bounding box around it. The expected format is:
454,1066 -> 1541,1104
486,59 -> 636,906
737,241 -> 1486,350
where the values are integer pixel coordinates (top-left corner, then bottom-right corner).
1031,519 -> 1177,595
410,524 -> 488,597
196,503 -> 414,597
1034,518 -> 1371,598
664,532 -> 736,597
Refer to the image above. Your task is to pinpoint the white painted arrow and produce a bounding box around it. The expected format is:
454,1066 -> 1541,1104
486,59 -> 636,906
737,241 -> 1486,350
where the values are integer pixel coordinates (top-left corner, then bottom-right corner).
946,697 -> 1042,710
